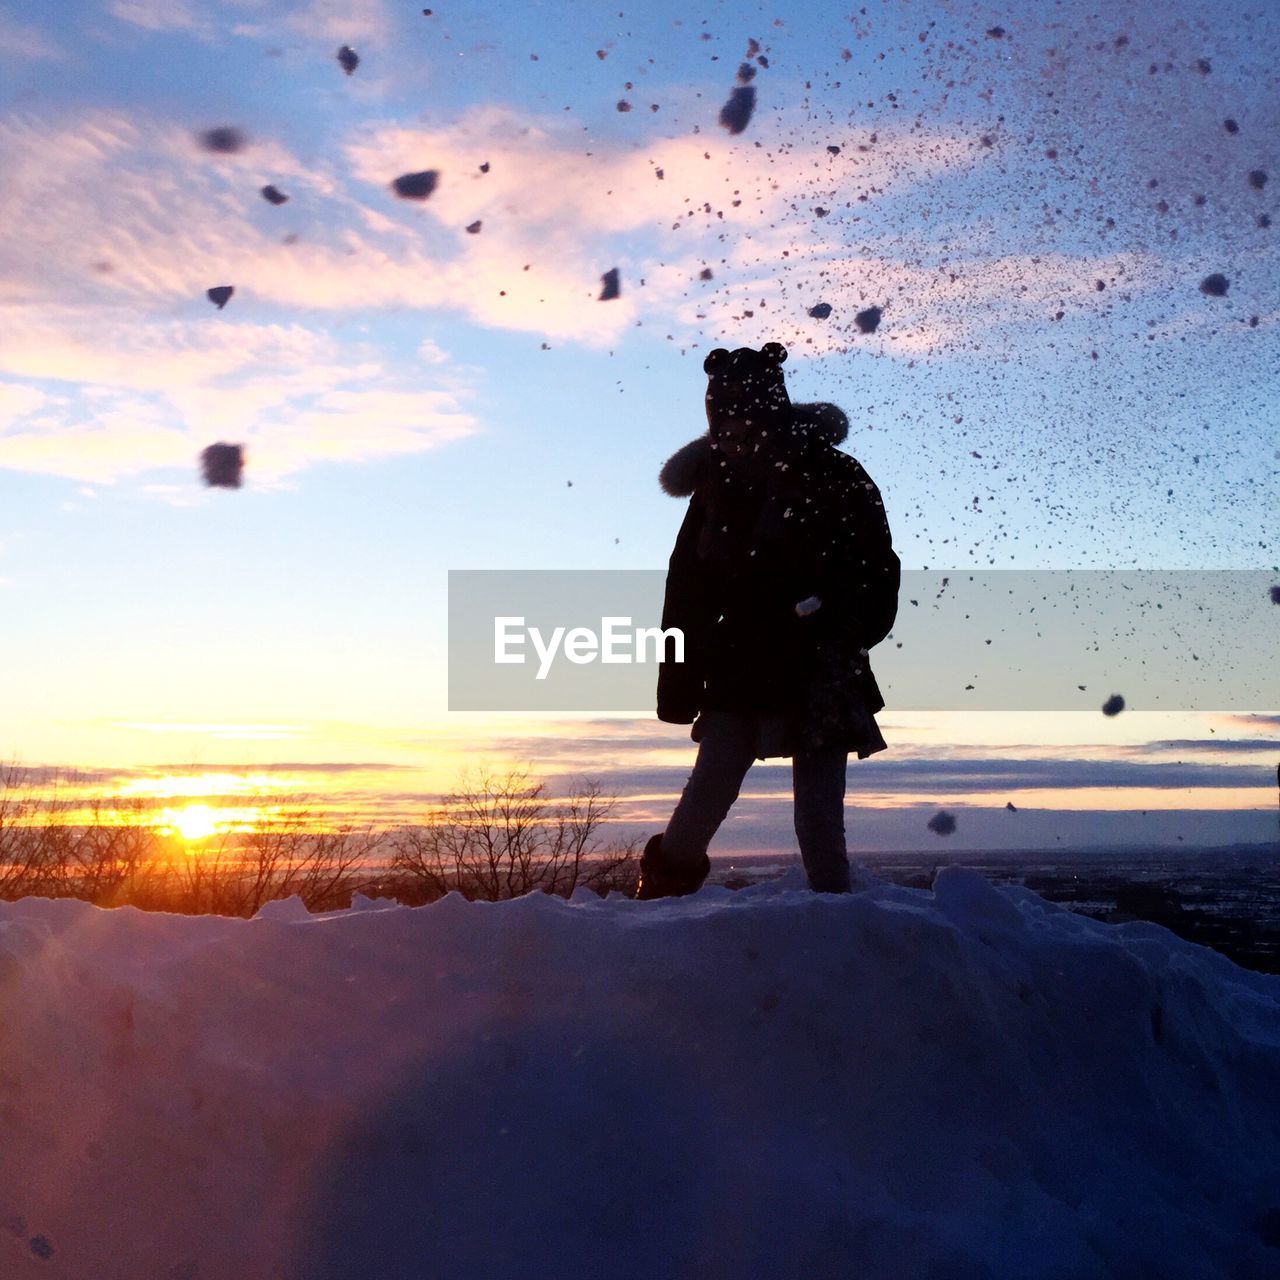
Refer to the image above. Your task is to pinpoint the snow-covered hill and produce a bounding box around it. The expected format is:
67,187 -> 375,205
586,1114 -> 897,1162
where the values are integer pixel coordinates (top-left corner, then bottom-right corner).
1,869 -> 1277,1279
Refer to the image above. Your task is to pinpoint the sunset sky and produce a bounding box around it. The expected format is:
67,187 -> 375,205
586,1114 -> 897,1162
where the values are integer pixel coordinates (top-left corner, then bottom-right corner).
0,0 -> 1276,852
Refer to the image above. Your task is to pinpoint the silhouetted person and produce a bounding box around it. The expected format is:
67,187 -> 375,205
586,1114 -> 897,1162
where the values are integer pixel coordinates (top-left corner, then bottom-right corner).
637,343 -> 900,899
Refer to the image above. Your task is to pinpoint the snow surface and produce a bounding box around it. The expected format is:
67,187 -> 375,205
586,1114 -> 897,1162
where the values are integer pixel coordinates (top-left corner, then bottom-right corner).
1,868 -> 1278,1280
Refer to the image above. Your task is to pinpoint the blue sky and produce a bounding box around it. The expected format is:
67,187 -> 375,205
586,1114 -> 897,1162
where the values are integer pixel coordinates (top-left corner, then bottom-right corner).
0,0 -> 1276,850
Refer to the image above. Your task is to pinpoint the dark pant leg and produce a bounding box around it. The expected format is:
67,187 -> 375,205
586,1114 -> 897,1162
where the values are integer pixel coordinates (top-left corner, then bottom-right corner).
661,711 -> 759,868
793,748 -> 851,893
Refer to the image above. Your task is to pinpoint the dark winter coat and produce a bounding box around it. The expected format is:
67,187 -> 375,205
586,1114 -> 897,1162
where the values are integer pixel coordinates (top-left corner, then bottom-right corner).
655,403 -> 899,759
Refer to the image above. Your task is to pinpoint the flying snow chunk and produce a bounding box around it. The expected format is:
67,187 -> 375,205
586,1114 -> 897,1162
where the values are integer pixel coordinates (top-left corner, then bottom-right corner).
1102,694 -> 1125,716
808,302 -> 832,319
1269,585 -> 1280,605
855,305 -> 883,333
198,126 -> 246,154
465,220 -> 482,234
392,170 -> 439,200
206,285 -> 234,310
1199,273 -> 1230,297
200,443 -> 244,489
927,810 -> 957,836
260,184 -> 289,205
719,85 -> 756,135
337,46 -> 359,75
699,267 -> 713,281
1248,169 -> 1268,191
599,268 -> 620,301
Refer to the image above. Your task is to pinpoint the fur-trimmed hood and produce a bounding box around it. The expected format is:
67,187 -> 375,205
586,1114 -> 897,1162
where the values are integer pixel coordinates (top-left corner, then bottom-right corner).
659,402 -> 850,498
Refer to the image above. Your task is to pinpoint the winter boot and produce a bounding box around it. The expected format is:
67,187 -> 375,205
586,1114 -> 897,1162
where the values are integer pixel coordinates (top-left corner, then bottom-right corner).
634,833 -> 711,900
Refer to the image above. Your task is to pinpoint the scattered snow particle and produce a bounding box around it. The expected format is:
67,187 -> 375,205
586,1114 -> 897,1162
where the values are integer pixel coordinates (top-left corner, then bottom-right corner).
927,810 -> 957,836
465,220 -> 482,234
392,170 -> 439,200
808,302 -> 832,319
617,100 -> 632,113
700,267 -> 713,280
1224,118 -> 1240,134
198,126 -> 246,154
28,1236 -> 53,1260
201,443 -> 244,489
1102,694 -> 1125,716
337,46 -> 359,75
1269,585 -> 1280,605
1199,273 -> 1229,297
205,285 -> 234,310
1248,169 -> 1268,191
599,268 -> 620,301
986,26 -> 1006,39
260,184 -> 289,205
719,85 -> 756,134
854,306 -> 882,334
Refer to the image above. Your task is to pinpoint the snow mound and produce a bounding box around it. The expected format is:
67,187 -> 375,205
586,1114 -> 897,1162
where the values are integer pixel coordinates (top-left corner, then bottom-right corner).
1,870 -> 1278,1279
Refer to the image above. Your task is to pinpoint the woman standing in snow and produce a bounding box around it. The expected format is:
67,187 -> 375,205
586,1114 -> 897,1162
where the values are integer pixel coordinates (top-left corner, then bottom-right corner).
637,343 -> 900,899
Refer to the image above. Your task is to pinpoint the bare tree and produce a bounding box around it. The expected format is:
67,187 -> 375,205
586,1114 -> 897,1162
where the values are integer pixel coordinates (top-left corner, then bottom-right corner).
0,764 -> 72,899
390,768 -> 639,901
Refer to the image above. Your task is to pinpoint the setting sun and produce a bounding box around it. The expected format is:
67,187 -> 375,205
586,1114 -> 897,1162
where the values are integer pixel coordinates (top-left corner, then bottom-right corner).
165,805 -> 219,843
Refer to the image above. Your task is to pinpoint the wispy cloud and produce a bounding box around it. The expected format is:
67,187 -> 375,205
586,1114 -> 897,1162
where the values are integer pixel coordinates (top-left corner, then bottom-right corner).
0,9 -> 66,59
0,112 -> 483,483
107,0 -> 205,34
283,0 -> 391,45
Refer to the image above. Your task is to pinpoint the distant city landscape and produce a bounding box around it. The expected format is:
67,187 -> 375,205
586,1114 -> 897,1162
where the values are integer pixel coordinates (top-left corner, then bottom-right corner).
712,845 -> 1280,974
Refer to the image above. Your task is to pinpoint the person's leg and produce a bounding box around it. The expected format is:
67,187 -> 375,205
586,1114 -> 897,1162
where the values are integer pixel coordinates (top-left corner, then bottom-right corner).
659,711 -> 759,869
793,748 -> 851,893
